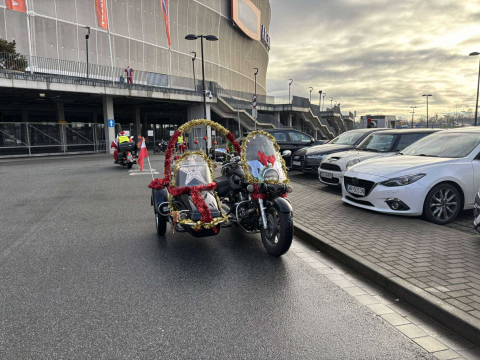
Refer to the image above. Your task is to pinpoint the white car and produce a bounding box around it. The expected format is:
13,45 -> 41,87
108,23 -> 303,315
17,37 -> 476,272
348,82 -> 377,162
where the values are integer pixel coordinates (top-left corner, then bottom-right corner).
342,128 -> 480,224
318,129 -> 440,186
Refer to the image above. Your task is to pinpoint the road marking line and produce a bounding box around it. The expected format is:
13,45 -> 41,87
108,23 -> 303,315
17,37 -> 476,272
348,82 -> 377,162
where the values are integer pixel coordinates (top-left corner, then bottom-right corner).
129,172 -> 159,176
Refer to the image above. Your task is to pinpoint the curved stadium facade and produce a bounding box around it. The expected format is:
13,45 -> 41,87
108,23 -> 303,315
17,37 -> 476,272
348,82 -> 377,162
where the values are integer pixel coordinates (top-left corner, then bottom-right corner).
0,0 -> 349,157
0,0 -> 271,95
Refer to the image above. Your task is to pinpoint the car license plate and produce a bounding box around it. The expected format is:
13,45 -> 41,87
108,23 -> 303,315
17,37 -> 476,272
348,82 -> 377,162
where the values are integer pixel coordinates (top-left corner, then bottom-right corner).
292,161 -> 301,166
347,185 -> 365,196
320,172 -> 332,179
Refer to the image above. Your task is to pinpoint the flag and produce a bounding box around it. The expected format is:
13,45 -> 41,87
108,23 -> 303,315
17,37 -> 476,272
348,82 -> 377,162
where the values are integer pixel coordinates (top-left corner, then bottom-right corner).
6,0 -> 26,13
160,0 -> 172,47
95,0 -> 108,30
137,137 -> 148,171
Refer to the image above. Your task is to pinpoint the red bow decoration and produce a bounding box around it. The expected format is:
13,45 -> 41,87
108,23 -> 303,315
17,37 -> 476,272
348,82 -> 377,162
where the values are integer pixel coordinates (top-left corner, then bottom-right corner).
257,151 -> 276,167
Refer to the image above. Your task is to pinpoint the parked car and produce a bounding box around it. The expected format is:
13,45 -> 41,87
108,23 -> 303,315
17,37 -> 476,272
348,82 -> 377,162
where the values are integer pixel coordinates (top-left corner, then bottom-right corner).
210,128 -> 325,166
291,128 -> 384,173
342,128 -> 480,225
318,129 -> 441,186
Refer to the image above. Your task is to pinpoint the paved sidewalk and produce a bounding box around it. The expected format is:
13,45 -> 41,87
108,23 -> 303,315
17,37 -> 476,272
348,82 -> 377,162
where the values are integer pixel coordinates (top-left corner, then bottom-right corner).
288,172 -> 480,346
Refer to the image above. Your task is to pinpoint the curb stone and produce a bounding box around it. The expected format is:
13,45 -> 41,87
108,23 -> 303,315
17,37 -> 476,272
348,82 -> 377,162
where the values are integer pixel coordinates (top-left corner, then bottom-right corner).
294,222 -> 480,347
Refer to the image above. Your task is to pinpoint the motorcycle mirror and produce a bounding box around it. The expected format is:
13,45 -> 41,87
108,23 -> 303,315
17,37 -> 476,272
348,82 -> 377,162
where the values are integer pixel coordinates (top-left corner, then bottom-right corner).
282,150 -> 292,158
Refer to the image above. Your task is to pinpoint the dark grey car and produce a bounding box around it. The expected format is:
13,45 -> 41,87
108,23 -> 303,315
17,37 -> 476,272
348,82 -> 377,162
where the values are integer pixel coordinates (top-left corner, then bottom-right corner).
291,129 -> 384,173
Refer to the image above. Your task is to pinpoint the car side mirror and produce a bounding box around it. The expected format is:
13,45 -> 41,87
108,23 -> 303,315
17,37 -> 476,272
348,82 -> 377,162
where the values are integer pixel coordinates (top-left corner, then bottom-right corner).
311,138 -> 315,143
282,150 -> 292,157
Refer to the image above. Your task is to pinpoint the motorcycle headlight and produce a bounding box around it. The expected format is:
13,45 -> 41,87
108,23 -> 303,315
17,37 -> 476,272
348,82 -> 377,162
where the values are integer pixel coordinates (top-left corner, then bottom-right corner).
381,173 -> 426,187
307,154 -> 326,160
263,168 -> 280,182
346,159 -> 361,169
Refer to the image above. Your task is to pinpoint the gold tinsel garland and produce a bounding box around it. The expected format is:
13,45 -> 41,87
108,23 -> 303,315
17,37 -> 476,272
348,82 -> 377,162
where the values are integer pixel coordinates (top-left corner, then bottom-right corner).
167,150 -> 227,231
240,130 -> 290,185
177,119 -> 232,139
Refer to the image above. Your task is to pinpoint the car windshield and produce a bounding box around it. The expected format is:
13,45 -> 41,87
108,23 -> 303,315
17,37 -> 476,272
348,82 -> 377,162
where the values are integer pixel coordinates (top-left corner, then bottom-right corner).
402,133 -> 480,158
357,134 -> 396,152
329,131 -> 365,145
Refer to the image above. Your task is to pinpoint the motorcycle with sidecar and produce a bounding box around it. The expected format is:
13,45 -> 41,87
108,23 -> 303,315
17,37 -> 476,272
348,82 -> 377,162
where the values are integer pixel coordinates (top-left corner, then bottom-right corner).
149,120 -> 294,257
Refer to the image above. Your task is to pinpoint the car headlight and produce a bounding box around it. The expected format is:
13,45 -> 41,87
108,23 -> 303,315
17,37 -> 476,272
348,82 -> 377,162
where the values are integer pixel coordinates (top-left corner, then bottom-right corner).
307,154 -> 326,160
346,159 -> 361,169
263,168 -> 280,182
381,173 -> 426,187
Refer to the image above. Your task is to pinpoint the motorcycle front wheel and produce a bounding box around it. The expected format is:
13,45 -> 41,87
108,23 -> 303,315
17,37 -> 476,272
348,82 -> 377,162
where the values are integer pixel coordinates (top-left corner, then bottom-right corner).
260,207 -> 293,257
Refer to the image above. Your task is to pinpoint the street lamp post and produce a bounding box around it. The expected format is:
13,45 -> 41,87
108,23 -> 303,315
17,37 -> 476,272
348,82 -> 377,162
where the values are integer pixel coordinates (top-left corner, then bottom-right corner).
288,79 -> 293,104
422,94 -> 432,128
469,52 -> 480,126
330,98 -> 333,109
84,26 -> 90,79
322,93 -> 326,111
410,106 -> 417,128
185,34 -> 219,154
190,51 -> 196,90
309,87 -> 313,103
318,90 -> 322,111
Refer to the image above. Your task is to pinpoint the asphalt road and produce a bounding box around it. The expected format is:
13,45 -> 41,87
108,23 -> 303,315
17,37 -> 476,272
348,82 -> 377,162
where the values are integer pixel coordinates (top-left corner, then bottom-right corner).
0,154 -> 433,359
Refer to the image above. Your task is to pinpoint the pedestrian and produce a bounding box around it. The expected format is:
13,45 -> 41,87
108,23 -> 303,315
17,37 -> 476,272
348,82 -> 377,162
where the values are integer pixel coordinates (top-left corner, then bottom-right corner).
119,75 -> 125,84
125,66 -> 134,84
367,118 -> 377,128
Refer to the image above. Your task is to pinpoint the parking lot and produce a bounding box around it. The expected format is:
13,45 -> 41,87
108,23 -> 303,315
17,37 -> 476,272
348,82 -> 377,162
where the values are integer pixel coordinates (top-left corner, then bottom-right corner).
289,171 -> 477,236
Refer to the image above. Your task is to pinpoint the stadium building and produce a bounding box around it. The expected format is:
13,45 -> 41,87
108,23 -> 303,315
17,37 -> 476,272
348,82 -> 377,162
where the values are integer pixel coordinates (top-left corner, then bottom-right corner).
0,0 -> 349,157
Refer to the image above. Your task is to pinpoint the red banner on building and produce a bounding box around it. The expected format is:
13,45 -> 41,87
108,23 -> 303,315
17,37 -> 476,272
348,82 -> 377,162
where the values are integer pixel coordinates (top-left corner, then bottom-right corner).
160,0 -> 172,47
6,0 -> 26,13
95,0 -> 108,30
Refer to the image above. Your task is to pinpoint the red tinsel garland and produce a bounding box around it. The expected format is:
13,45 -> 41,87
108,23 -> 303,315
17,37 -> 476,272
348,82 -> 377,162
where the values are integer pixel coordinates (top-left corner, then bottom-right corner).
226,132 -> 242,155
249,184 -> 288,200
149,178 -> 169,190
168,182 -> 217,224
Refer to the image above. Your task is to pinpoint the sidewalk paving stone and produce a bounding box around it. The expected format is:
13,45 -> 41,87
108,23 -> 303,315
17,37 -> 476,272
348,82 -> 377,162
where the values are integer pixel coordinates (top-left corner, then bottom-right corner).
288,172 -> 480,346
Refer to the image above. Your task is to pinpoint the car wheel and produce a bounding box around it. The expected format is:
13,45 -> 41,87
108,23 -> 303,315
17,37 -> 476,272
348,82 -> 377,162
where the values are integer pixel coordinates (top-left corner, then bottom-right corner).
423,183 -> 461,225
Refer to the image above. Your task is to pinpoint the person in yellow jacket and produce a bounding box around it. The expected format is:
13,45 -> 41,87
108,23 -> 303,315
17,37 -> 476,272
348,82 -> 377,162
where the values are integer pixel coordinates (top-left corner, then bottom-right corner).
113,131 -> 133,162
177,134 -> 186,153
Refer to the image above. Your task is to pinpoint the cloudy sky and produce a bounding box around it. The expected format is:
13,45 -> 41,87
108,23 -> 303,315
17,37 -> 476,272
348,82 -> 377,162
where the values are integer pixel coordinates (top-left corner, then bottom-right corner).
266,0 -> 480,120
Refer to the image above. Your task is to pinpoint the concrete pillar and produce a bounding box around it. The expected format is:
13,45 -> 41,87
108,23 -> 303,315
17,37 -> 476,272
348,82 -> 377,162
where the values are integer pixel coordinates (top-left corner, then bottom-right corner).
103,95 -> 115,154
135,107 -> 141,140
274,112 -> 281,124
288,114 -> 293,128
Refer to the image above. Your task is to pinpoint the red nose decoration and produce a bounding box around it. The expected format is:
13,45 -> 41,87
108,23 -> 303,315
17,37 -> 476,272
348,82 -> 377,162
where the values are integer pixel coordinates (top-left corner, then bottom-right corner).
203,136 -> 207,140
194,140 -> 198,144
213,141 -> 217,145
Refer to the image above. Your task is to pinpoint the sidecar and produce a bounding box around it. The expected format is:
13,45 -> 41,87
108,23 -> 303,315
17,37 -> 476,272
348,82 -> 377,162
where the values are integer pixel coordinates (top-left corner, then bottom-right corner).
152,152 -> 225,237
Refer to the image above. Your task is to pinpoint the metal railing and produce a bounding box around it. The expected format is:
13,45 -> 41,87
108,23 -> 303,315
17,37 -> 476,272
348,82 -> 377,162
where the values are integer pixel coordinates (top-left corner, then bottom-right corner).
0,122 -> 106,157
0,52 -> 200,93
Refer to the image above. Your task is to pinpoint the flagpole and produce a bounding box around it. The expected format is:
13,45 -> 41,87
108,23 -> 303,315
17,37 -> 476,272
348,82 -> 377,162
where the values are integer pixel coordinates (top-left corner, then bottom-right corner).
105,0 -> 115,85
147,155 -> 155,180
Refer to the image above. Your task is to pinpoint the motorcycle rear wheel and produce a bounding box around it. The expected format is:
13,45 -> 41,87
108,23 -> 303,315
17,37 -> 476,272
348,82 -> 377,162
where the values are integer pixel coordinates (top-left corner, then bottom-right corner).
260,207 -> 293,257
127,162 -> 133,169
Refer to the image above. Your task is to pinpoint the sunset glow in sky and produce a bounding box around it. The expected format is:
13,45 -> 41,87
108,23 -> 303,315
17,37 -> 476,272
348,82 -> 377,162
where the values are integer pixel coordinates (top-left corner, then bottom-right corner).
266,0 -> 480,120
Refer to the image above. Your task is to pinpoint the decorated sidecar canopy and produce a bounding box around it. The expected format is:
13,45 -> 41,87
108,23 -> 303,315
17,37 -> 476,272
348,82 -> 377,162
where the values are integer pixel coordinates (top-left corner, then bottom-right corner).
149,119 -> 241,232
